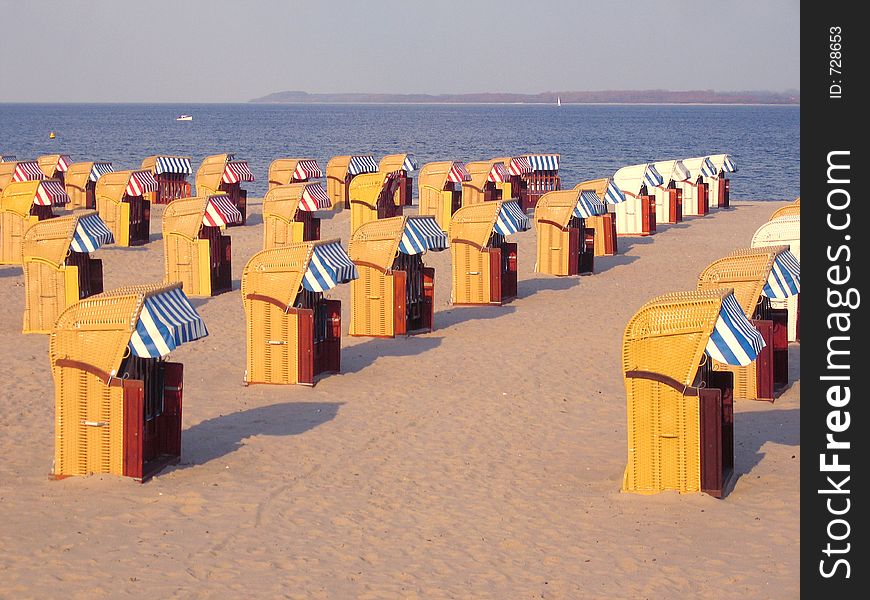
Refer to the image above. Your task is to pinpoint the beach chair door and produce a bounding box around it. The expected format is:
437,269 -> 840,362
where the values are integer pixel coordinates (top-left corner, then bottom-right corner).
567,226 -> 580,276
128,197 -> 151,245
698,182 -> 710,214
720,179 -> 729,208
422,267 -> 435,332
488,247 -> 502,304
641,195 -> 656,234
698,380 -> 733,498
668,187 -> 683,223
503,243 -> 518,301
580,224 -> 595,275
752,319 -> 775,401
770,308 -> 789,388
392,270 -> 408,335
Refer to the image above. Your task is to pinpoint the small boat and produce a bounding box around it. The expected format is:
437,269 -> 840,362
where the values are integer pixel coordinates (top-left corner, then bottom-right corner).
557,97 -> 561,107
176,115 -> 193,121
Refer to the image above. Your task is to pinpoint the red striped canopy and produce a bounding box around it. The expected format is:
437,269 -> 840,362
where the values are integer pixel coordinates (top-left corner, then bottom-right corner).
222,160 -> 255,184
299,183 -> 332,211
34,180 -> 70,206
125,170 -> 159,196
202,195 -> 243,227
447,162 -> 472,184
487,163 -> 510,183
12,161 -> 46,182
56,155 -> 72,172
508,156 -> 532,176
294,159 -> 323,180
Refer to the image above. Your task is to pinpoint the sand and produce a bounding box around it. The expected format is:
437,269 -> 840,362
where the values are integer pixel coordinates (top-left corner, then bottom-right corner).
0,199 -> 799,599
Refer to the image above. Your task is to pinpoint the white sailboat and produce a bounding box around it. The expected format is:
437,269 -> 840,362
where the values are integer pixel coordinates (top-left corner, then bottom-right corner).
557,96 -> 561,107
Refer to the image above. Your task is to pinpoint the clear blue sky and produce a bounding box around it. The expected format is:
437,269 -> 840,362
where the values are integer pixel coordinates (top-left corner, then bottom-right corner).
0,0 -> 800,102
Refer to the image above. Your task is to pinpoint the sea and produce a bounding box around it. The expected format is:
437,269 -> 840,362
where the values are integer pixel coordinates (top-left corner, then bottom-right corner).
1,103 -> 799,200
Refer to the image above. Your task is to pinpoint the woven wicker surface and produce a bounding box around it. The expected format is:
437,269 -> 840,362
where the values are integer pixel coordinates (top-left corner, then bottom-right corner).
22,212 -> 82,268
461,161 -> 498,206
378,154 -> 409,173
325,156 -> 352,211
163,196 -> 209,241
263,184 -> 305,222
0,180 -> 41,217
449,201 -> 502,250
95,170 -> 133,205
348,172 -> 387,211
63,162 -> 95,195
418,161 -> 454,192
770,204 -> 799,220
195,153 -> 230,196
268,158 -> 314,187
535,190 -> 578,229
241,240 -> 318,310
697,250 -> 774,317
37,154 -> 64,177
0,161 -> 17,190
348,216 -> 405,272
574,178 -> 610,198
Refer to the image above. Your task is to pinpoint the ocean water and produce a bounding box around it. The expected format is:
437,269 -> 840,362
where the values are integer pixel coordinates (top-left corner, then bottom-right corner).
1,103 -> 799,200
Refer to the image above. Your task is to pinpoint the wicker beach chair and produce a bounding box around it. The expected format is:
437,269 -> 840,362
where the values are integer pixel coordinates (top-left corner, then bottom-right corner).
770,198 -> 800,220
22,211 -> 113,333
49,282 -> 207,480
268,157 -> 324,190
449,199 -> 530,305
348,215 -> 447,337
612,163 -> 661,235
140,155 -> 192,204
622,288 -> 763,497
94,170 -> 157,247
751,215 -> 800,341
490,156 -> 532,211
349,170 -> 404,233
680,156 -> 718,215
162,195 -> 242,297
1,180 -> 68,265
697,246 -> 800,400
707,154 -> 737,208
325,155 -> 379,210
263,183 -> 331,248
37,154 -> 72,185
64,161 -> 113,209
242,239 -> 357,385
0,160 -> 46,195
519,154 -> 561,212
461,160 -> 511,207
534,190 -> 597,276
574,178 -> 623,256
378,154 -> 417,206
649,160 -> 691,223
417,161 -> 470,230
195,153 -> 254,225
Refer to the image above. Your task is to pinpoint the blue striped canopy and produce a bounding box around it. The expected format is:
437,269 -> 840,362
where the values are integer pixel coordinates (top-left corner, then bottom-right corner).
155,156 -> 192,175
700,157 -> 718,178
302,241 -> 359,292
398,216 -> 448,255
348,155 -> 379,175
705,293 -> 766,366
527,154 -> 560,171
643,165 -> 664,188
128,287 -> 208,358
605,180 -> 626,204
573,190 -> 607,218
89,162 -> 114,182
70,213 -> 114,253
403,154 -> 418,172
762,250 -> 800,299
494,200 -> 531,236
723,155 -> 736,173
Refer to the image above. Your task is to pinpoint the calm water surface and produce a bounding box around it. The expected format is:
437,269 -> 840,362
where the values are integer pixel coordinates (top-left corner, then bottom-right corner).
1,103 -> 799,200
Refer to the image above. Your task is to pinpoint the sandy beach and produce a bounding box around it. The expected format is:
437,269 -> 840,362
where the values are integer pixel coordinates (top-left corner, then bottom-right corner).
0,199 -> 799,599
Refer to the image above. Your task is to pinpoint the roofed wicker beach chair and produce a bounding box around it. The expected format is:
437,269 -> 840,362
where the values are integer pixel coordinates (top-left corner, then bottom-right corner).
1,179 -> 69,265
349,170 -> 405,233
64,161 -> 113,209
268,157 -> 324,190
519,154 -> 561,212
325,155 -> 379,210
348,215 -> 448,337
22,211 -> 113,333
378,153 -> 417,206
461,160 -> 512,207
649,159 -> 691,223
680,156 -> 718,215
612,163 -> 662,235
534,189 -> 601,276
706,154 -> 737,208
50,282 -> 207,481
95,170 -> 157,247
195,153 -> 254,225
697,246 -> 800,400
242,239 -> 357,385
622,288 -> 764,497
751,215 -> 801,341
37,154 -> 72,185
417,161 -> 470,230
573,178 -> 625,256
162,195 -> 242,297
263,182 -> 331,248
449,199 -> 530,306
140,155 -> 193,204
0,159 -> 46,194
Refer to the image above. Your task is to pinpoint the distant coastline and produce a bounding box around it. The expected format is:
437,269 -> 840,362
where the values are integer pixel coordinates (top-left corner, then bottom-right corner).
250,89 -> 800,105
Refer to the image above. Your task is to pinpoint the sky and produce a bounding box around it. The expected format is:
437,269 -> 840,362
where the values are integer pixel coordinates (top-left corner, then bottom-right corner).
0,0 -> 800,103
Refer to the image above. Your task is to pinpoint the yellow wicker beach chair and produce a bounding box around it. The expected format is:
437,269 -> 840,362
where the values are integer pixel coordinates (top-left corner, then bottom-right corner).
770,199 -> 800,220
751,215 -> 801,341
417,161 -> 470,230
195,153 -> 254,224
263,183 -> 332,248
1,179 -> 68,265
326,155 -> 379,210
622,288 -> 764,497
22,211 -> 113,333
63,161 -> 113,209
349,171 -> 404,234
50,282 -> 207,481
95,170 -> 156,247
268,157 -> 324,190
534,190 -> 596,276
140,155 -> 192,204
378,153 -> 417,206
162,195 -> 242,297
242,239 -> 357,385
697,246 -> 800,400
37,154 -> 72,185
0,159 -> 46,194
348,215 -> 448,337
461,160 -> 511,207
574,179 -> 619,256
449,200 -> 531,305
